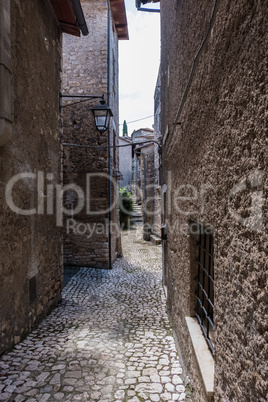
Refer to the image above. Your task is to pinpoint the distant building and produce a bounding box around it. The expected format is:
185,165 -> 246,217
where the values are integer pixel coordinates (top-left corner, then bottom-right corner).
131,128 -> 154,206
131,128 -> 161,242
132,127 -> 154,144
119,136 -> 132,189
133,141 -> 155,241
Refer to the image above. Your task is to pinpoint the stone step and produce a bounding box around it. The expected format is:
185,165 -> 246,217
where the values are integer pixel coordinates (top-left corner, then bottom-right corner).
150,234 -> 162,245
132,202 -> 143,220
132,215 -> 143,220
132,211 -> 142,217
132,218 -> 142,222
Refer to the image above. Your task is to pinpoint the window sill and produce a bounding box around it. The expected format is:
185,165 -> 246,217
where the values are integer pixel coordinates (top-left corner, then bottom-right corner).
185,317 -> 214,398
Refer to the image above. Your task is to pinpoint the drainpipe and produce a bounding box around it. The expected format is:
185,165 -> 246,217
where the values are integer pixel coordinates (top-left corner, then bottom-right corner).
71,0 -> 89,36
0,0 -> 12,146
107,0 -> 112,269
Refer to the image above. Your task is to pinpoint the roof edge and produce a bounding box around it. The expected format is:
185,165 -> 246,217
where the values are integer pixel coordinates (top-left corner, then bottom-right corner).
110,0 -> 129,40
49,0 -> 89,37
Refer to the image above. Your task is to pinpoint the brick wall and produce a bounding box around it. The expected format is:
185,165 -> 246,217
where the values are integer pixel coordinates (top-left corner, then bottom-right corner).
161,0 -> 267,400
0,0 -> 62,355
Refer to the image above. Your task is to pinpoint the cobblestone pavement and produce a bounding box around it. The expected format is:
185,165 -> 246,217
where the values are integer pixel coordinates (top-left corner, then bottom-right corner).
0,227 -> 187,402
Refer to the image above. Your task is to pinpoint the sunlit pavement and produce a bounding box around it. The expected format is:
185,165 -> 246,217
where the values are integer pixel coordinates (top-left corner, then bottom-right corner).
0,228 -> 187,402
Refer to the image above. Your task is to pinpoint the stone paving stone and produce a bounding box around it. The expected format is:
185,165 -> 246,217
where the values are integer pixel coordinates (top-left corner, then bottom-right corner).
0,227 -> 188,401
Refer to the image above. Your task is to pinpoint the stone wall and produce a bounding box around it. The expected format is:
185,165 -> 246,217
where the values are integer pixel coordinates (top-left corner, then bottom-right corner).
153,69 -> 161,238
0,0 -> 62,355
135,145 -> 156,241
154,69 -> 161,135
161,0 -> 267,400
132,127 -> 161,240
62,0 -> 120,268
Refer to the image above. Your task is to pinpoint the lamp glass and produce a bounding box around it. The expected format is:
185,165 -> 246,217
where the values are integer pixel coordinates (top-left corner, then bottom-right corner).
95,110 -> 108,132
92,105 -> 113,132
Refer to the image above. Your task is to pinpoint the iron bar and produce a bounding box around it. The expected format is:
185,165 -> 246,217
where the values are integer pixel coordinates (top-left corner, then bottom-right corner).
137,8 -> 160,12
195,225 -> 214,354
62,140 -> 161,151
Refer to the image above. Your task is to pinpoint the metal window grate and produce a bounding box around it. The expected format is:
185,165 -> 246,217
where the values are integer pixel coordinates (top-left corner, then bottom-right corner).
195,226 -> 215,354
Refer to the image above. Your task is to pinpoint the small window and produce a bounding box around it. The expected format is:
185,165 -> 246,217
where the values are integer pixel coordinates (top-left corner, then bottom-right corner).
195,224 -> 215,354
29,276 -> 37,304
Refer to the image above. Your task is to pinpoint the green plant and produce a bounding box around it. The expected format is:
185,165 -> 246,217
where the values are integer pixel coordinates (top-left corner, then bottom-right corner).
122,120 -> 128,137
119,187 -> 134,225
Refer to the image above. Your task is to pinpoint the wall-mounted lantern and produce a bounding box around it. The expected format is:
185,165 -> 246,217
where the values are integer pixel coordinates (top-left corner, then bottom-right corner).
91,100 -> 113,133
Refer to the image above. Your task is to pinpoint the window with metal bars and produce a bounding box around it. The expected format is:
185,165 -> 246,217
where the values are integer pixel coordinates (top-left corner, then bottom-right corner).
195,226 -> 215,354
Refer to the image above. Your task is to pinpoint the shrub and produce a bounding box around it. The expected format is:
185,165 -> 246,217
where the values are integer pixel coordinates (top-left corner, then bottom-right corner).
119,187 -> 134,224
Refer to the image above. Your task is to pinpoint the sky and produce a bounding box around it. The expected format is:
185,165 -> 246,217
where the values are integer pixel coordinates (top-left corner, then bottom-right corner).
119,1 -> 161,136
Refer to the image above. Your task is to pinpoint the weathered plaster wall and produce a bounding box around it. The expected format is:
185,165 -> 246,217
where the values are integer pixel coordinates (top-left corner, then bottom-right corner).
119,137 -> 132,188
161,0 -> 267,400
0,0 -> 62,355
62,0 -> 120,268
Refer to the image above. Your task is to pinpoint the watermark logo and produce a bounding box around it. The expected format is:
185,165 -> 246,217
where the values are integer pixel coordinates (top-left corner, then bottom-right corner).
4,169 -> 265,234
66,218 -> 121,239
228,170 -> 263,233
5,171 -> 118,227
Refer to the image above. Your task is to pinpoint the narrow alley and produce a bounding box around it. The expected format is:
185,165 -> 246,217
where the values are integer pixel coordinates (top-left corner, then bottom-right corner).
0,228 -> 188,402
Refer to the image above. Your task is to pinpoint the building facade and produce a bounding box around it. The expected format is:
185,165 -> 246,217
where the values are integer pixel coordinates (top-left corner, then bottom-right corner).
62,0 -> 128,269
119,136 -> 132,189
0,0 -> 87,355
160,0 -> 268,401
131,128 -> 161,242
